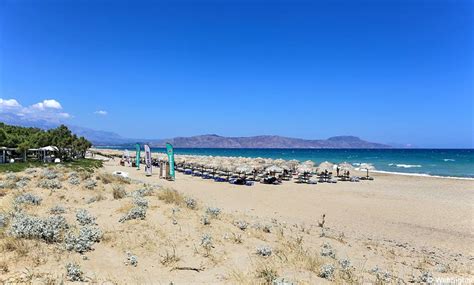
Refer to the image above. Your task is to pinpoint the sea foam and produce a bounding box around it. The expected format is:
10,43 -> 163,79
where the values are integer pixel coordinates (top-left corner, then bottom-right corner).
389,163 -> 422,168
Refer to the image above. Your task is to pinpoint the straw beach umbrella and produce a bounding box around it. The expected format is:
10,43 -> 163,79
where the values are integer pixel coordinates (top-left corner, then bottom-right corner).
266,165 -> 283,173
318,161 -> 334,172
297,164 -> 313,174
236,165 -> 254,174
338,162 -> 353,171
359,163 -> 375,178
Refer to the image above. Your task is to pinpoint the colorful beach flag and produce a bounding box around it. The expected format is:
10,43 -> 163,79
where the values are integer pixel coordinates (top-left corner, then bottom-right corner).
135,143 -> 141,169
144,144 -> 152,176
166,143 -> 175,180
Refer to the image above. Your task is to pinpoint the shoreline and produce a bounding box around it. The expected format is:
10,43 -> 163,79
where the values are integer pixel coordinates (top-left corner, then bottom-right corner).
370,170 -> 474,181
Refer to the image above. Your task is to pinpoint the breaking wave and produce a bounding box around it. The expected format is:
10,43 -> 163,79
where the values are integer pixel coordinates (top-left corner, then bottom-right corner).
388,163 -> 422,168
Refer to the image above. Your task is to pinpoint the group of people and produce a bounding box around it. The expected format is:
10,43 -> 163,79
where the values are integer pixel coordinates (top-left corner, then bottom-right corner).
336,167 -> 351,177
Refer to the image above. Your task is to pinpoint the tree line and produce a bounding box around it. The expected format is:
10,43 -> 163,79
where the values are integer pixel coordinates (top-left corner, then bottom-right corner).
0,123 -> 92,159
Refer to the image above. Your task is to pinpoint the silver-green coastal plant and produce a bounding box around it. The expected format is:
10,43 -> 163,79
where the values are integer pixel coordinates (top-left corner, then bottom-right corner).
38,179 -> 62,189
6,173 -> 17,180
133,197 -> 148,208
119,196 -> 149,223
119,206 -> 146,223
371,266 -> 392,283
15,177 -> 30,189
321,242 -> 336,259
66,262 -> 84,281
125,251 -> 138,267
43,169 -> 59,179
64,225 -> 103,253
50,205 -> 66,214
234,220 -> 248,231
272,277 -> 295,285
185,197 -> 197,209
206,207 -> 221,218
319,264 -> 335,280
200,233 -> 213,255
76,209 -> 96,226
0,213 -> 8,228
83,179 -> 97,189
0,181 -> 13,189
14,193 -> 42,206
339,258 -> 352,271
419,271 -> 434,284
87,196 -> 98,204
68,173 -> 81,185
9,212 -> 68,243
256,246 -> 272,257
131,187 -> 154,198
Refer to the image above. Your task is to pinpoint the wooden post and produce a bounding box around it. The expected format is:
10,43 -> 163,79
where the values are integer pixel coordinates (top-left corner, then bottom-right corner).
165,162 -> 170,180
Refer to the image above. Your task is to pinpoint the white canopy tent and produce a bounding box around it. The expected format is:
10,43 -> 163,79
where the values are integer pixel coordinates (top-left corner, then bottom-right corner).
38,146 -> 59,163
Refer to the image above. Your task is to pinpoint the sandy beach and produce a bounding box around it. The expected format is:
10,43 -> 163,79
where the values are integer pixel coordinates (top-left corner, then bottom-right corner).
1,155 -> 473,284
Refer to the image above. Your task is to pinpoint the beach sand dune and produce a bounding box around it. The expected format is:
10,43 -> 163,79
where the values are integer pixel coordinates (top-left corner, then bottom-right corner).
0,159 -> 472,284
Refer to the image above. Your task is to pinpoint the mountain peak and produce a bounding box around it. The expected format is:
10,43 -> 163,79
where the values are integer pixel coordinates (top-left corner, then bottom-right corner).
327,136 -> 362,142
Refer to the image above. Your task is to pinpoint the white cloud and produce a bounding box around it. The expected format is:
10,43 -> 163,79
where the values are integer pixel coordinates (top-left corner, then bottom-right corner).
94,110 -> 107,116
32,99 -> 62,110
0,97 -> 71,123
0,98 -> 21,108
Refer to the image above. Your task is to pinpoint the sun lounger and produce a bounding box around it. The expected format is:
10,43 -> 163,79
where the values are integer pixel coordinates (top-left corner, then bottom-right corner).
229,177 -> 246,185
350,176 -> 360,182
214,176 -> 228,182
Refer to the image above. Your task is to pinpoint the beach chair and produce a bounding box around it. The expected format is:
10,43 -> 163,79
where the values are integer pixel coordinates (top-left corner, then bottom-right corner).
350,176 -> 360,182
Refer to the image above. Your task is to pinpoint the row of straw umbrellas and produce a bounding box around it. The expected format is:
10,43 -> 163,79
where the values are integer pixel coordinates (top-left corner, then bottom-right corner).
151,153 -> 374,178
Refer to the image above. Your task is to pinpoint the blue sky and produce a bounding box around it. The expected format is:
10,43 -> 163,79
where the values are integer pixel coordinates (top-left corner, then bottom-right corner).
1,0 -> 472,148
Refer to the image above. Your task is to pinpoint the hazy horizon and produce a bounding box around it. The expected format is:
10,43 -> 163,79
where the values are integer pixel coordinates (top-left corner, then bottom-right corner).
1,0 -> 472,148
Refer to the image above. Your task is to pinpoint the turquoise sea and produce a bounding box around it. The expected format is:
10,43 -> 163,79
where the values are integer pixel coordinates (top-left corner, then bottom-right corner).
96,147 -> 474,179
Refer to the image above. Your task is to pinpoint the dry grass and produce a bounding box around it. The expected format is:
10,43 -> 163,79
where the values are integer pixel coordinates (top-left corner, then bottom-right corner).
0,260 -> 8,274
88,193 -> 106,203
0,237 -> 30,257
255,262 -> 279,285
160,244 -> 181,267
116,201 -> 134,214
157,188 -> 185,206
228,267 -> 252,284
79,170 -> 92,181
230,232 -> 243,244
96,172 -> 130,185
274,235 -> 323,274
112,184 -> 127,199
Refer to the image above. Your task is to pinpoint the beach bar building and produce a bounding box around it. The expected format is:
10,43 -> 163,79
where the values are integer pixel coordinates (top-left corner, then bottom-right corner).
0,147 -> 18,164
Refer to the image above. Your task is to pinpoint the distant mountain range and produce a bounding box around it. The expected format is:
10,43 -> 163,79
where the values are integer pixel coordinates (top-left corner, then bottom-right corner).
153,134 -> 390,149
0,117 -> 391,148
